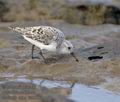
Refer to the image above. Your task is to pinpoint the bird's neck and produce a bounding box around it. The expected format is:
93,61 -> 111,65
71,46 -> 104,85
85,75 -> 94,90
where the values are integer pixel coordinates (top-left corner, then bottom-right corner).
44,42 -> 57,52
57,40 -> 68,54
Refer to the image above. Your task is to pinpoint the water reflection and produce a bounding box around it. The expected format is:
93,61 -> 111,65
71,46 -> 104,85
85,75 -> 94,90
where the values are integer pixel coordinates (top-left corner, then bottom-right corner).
0,77 -> 120,102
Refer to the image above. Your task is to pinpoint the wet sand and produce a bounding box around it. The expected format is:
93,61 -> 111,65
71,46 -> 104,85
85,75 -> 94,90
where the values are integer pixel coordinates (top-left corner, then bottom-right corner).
0,20 -> 120,95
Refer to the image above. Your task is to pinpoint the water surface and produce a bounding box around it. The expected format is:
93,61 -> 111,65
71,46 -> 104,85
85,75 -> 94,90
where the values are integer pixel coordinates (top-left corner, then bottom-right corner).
1,77 -> 120,102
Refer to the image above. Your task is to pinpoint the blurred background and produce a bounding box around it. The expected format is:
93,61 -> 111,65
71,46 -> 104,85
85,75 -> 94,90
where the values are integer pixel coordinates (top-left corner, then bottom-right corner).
0,0 -> 120,25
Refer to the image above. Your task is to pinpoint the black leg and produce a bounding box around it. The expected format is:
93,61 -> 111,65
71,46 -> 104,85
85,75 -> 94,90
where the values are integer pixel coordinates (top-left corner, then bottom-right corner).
39,50 -> 46,62
70,82 -> 75,88
31,45 -> 35,59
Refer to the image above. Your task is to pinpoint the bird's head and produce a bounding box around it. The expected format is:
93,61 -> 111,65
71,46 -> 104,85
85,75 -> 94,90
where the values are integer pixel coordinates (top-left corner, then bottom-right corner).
59,40 -> 79,62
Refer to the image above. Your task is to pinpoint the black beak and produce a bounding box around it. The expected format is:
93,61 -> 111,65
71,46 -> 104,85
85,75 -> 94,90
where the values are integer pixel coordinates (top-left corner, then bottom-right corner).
70,52 -> 79,62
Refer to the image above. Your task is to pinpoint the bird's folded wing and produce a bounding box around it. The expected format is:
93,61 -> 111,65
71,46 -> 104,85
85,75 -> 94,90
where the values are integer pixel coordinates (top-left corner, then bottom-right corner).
9,26 -> 65,46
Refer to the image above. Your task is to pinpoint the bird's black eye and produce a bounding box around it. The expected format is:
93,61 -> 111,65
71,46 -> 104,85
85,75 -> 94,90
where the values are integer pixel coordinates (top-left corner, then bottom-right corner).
68,47 -> 71,49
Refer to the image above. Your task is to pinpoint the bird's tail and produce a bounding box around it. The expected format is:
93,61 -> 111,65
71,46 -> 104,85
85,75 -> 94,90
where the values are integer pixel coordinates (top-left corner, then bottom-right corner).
8,26 -> 25,34
8,26 -> 14,30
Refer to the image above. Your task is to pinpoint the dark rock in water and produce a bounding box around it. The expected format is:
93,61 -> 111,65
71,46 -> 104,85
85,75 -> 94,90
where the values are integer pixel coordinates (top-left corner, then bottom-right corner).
88,56 -> 103,61
97,46 -> 104,49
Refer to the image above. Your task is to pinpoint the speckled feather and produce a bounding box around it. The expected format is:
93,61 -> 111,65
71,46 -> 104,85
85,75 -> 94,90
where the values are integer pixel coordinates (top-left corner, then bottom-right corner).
10,26 -> 65,46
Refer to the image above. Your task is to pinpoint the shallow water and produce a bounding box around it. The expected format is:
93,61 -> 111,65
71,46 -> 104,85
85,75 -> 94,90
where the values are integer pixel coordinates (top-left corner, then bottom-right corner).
0,77 -> 120,102
70,84 -> 120,102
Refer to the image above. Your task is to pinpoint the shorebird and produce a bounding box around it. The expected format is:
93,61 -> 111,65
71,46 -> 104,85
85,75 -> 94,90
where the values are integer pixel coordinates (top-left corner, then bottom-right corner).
9,26 -> 79,62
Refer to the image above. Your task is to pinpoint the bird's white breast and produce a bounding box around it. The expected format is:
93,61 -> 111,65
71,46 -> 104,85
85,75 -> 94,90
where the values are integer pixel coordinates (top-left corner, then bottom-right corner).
23,35 -> 57,52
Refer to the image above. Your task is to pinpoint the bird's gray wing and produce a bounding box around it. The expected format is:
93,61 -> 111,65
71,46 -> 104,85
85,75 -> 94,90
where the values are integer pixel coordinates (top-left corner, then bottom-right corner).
10,26 -> 65,46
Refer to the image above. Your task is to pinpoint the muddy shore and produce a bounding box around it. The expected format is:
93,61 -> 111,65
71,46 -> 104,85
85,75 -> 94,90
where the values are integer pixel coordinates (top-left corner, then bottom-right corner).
0,20 -> 120,95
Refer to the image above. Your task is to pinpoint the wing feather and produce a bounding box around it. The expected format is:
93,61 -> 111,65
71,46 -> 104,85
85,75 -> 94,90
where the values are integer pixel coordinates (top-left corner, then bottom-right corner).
10,26 -> 65,46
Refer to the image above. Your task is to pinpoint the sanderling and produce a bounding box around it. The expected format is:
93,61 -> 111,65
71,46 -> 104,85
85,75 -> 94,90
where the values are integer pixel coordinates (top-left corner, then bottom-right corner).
9,26 -> 79,62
